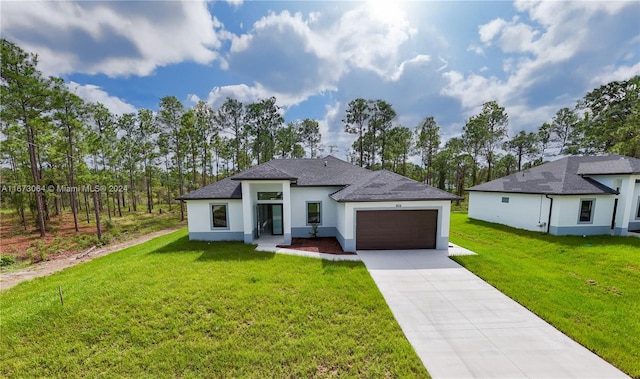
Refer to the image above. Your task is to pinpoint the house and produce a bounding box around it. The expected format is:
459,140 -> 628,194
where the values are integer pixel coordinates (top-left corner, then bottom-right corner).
178,156 -> 459,251
467,155 -> 640,236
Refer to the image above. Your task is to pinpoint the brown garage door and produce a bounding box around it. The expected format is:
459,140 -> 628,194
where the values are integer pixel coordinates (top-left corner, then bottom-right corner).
356,210 -> 437,250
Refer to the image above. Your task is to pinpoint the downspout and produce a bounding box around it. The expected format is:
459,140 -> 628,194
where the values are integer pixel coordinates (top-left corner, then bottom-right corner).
545,194 -> 553,234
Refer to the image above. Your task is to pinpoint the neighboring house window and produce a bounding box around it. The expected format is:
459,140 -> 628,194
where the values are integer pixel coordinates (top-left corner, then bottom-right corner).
307,202 -> 321,224
501,197 -> 509,203
211,204 -> 228,229
578,199 -> 594,223
257,192 -> 282,200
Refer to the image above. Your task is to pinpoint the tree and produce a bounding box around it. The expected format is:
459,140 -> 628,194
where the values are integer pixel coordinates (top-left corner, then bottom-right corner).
577,75 -> 639,157
461,116 -> 487,186
537,122 -> 552,161
215,98 -> 245,172
298,118 -> 322,158
414,116 -> 441,184
157,96 -> 186,221
550,107 -> 579,154
0,39 -> 52,237
87,103 -> 117,220
477,101 -> 508,181
117,113 -> 140,212
51,78 -> 86,231
193,101 -> 217,186
137,108 -> 159,213
385,126 -> 413,175
369,100 -> 396,169
275,122 -> 302,158
503,130 -> 538,171
343,98 -> 370,167
495,153 -> 518,177
246,97 -> 283,164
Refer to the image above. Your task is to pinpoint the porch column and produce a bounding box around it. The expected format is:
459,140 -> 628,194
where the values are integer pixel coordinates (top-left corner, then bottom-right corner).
282,180 -> 292,245
615,176 -> 639,236
241,181 -> 253,243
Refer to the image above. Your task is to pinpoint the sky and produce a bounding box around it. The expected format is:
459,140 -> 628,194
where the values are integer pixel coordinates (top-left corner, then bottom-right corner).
2,0 -> 639,159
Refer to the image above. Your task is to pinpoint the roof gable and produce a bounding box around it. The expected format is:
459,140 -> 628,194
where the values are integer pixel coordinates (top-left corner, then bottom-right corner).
177,177 -> 241,200
331,170 -> 460,202
466,155 -> 635,195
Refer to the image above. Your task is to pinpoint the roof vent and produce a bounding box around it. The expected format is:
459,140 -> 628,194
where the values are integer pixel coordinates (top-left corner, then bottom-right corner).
324,161 -> 328,167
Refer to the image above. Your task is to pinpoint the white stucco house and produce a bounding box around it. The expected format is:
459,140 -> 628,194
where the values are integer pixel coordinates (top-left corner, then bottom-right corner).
467,155 -> 640,236
178,156 -> 459,251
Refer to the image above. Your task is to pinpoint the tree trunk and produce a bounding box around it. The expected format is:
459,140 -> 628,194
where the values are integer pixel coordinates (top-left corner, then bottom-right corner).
84,191 -> 90,223
92,188 -> 102,241
146,168 -> 153,214
25,122 -> 46,237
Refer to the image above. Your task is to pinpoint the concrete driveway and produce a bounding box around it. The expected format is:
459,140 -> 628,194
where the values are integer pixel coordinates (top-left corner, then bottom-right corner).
358,249 -> 628,379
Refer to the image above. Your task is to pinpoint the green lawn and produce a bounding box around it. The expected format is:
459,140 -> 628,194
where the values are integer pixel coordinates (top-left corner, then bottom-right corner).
449,213 -> 640,378
0,229 -> 428,378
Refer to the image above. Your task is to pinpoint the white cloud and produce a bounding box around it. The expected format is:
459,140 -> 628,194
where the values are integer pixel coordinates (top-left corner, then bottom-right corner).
478,18 -> 508,44
591,62 -> 640,86
2,0 -> 226,77
67,81 -> 136,115
225,0 -> 243,10
442,0 -> 638,133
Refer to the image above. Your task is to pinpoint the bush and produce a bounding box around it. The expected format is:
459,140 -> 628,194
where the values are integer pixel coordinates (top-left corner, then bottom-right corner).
0,254 -> 16,267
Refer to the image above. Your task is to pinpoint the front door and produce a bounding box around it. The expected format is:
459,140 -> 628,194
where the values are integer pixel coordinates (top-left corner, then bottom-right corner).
271,204 -> 283,235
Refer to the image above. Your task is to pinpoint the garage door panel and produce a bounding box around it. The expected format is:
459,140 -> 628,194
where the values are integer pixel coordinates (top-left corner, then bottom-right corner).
356,210 -> 437,250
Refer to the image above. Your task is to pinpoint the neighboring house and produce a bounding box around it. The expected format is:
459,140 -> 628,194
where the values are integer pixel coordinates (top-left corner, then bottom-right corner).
178,156 -> 459,251
467,155 -> 640,236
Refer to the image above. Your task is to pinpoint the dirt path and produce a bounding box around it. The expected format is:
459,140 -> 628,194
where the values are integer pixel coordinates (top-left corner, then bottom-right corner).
0,228 -> 181,291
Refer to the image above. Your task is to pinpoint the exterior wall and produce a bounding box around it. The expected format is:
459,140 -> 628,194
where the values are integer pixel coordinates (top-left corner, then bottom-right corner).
468,192 -> 551,233
586,174 -> 640,235
290,186 -> 342,238
339,200 -> 452,251
186,199 -> 244,241
549,195 -> 615,235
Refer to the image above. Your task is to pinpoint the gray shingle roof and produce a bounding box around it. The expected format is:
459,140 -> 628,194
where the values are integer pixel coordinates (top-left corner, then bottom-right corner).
230,155 -> 372,185
466,155 -> 638,195
179,156 -> 458,202
176,177 -> 242,200
331,170 -> 460,202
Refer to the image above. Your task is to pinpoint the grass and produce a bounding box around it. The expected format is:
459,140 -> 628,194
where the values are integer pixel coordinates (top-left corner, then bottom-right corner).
0,229 -> 428,378
449,213 -> 640,378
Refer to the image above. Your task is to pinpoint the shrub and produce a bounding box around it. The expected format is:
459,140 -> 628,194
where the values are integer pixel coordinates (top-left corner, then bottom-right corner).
0,254 -> 16,267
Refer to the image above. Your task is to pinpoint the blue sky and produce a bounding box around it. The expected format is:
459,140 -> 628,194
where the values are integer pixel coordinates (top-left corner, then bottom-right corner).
2,0 -> 639,158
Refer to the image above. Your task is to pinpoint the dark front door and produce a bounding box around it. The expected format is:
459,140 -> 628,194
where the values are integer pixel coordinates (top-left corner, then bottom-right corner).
356,210 -> 437,250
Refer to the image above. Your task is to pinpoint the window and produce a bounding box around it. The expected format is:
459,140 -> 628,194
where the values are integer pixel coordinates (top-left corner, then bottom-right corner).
307,202 -> 321,224
501,197 -> 509,203
578,199 -> 594,223
257,192 -> 282,200
636,197 -> 640,219
211,204 -> 228,228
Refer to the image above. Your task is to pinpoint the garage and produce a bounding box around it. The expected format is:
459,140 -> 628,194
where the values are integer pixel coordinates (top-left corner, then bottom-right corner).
356,209 -> 438,250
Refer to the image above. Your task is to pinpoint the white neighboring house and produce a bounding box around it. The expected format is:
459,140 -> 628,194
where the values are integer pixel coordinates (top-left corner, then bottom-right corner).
178,156 -> 459,251
467,155 -> 640,236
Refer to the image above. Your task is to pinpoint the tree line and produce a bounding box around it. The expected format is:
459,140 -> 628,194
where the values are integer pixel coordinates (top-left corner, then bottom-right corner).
2,38 -> 638,239
344,75 -> 639,199
0,39 -> 322,237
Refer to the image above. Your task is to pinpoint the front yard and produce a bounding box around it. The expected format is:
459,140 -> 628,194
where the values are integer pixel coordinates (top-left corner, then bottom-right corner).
450,213 -> 640,378
1,229 -> 428,378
